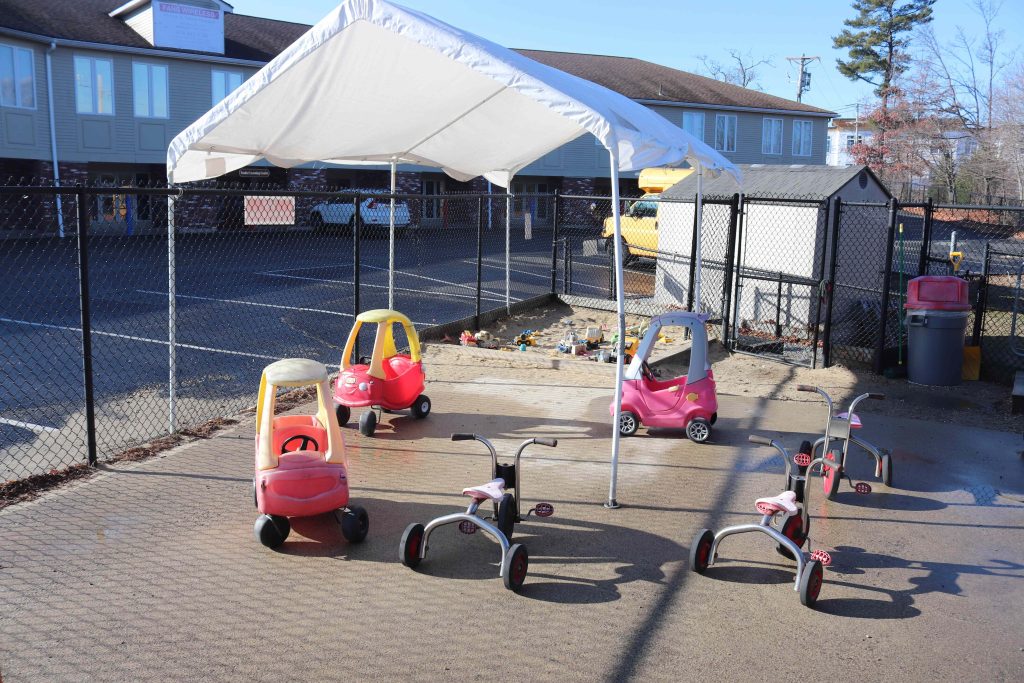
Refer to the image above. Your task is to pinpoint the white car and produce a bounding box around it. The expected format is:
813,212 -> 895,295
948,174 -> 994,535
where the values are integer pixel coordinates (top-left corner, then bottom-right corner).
310,190 -> 413,231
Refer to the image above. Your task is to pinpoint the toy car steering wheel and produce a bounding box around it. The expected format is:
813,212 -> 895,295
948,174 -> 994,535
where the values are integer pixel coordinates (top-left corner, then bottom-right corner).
641,361 -> 656,381
281,434 -> 320,454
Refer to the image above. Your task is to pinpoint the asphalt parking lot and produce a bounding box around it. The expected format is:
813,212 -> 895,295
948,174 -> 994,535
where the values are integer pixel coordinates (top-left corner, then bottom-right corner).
1,346 -> 1021,681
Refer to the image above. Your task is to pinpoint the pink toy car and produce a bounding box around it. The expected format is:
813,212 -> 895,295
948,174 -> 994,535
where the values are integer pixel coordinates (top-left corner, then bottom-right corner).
333,309 -> 430,437
611,312 -> 718,442
253,358 -> 369,549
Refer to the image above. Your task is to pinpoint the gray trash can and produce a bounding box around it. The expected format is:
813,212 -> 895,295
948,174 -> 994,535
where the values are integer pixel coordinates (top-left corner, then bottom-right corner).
904,276 -> 971,386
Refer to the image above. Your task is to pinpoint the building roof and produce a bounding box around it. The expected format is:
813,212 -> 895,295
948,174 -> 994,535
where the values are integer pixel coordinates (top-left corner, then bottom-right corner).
0,0 -> 308,61
517,50 -> 835,116
0,1 -> 836,115
662,163 -> 889,199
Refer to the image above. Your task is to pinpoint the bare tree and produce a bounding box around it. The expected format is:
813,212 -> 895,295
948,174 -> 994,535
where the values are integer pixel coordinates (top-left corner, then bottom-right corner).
993,63 -> 1024,199
696,50 -> 773,89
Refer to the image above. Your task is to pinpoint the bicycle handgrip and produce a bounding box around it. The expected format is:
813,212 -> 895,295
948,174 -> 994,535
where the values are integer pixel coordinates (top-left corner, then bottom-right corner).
747,435 -> 773,446
451,433 -> 475,441
868,393 -> 885,400
534,438 -> 557,447
796,385 -> 817,392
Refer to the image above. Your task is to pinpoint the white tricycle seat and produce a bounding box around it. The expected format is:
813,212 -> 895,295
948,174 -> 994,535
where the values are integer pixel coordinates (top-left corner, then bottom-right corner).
462,478 -> 506,502
755,490 -> 799,516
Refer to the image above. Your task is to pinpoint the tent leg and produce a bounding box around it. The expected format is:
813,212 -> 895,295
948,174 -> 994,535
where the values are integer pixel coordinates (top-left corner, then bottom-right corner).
607,151 -> 624,510
506,189 -> 512,314
167,192 -> 177,434
693,162 -> 704,314
389,158 -> 396,310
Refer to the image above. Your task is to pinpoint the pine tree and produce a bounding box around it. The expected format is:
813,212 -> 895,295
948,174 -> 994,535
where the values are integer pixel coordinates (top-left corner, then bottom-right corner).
833,0 -> 935,150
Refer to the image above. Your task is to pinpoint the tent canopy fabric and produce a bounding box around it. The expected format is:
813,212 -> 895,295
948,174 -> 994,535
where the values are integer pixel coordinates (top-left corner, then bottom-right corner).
166,0 -> 740,187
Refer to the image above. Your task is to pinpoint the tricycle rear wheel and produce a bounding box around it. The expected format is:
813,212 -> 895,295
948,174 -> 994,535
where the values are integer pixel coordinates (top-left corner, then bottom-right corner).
400,523 -> 425,568
502,543 -> 529,592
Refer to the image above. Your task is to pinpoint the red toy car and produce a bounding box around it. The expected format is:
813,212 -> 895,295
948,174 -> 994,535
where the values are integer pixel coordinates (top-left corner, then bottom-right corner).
333,309 -> 431,436
253,358 -> 369,549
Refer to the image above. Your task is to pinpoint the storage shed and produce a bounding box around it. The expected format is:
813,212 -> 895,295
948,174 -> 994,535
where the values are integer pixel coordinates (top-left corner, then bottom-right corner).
654,164 -> 891,348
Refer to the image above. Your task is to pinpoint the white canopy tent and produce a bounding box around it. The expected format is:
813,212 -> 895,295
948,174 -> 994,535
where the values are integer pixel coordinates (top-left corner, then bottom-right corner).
166,0 -> 739,507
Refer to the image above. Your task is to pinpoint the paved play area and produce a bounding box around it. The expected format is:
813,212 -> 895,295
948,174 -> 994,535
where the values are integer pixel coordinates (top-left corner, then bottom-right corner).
1,345 -> 1023,681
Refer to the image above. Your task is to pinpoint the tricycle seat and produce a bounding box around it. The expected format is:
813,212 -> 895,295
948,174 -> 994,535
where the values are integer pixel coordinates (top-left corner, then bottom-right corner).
462,478 -> 506,502
755,490 -> 798,516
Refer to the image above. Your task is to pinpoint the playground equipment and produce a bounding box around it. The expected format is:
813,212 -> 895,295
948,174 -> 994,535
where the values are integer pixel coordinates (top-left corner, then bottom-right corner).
612,311 -> 717,442
798,385 -> 891,499
689,434 -> 859,608
334,309 -> 430,436
253,358 -> 369,549
399,434 -> 556,592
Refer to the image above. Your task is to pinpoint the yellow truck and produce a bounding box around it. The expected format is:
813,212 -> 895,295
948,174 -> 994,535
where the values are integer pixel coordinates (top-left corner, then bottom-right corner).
600,167 -> 693,263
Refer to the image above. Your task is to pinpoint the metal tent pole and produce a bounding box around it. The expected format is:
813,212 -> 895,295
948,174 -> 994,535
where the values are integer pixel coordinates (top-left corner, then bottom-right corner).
607,149 -> 625,509
506,188 -> 512,314
389,158 -> 396,310
167,191 -> 177,434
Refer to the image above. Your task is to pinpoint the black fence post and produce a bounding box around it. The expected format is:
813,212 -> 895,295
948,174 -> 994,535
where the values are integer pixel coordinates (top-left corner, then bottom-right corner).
810,199 -> 831,369
476,196 -> 483,328
775,272 -> 784,339
607,235 -> 615,300
720,193 -> 740,346
822,197 -> 842,367
75,187 -> 97,466
918,197 -> 934,275
874,197 -> 899,374
686,193 -> 699,311
550,191 -> 558,294
353,194 -> 361,358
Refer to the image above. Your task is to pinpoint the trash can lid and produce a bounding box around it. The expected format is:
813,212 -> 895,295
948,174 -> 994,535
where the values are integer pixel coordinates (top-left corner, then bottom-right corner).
905,275 -> 971,311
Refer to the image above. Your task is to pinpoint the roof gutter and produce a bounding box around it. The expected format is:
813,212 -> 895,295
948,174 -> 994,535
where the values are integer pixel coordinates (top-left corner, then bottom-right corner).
44,40 -> 64,238
0,26 -> 268,68
635,98 -> 836,119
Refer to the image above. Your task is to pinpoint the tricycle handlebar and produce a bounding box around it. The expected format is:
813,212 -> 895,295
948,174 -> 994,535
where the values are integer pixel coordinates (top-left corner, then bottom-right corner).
748,435 -> 774,446
533,438 -> 557,447
867,393 -> 885,400
451,433 -> 475,441
796,384 -> 817,392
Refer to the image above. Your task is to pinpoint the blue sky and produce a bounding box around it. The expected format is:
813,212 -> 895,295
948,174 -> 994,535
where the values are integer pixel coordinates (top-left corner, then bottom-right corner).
234,0 -> 1023,118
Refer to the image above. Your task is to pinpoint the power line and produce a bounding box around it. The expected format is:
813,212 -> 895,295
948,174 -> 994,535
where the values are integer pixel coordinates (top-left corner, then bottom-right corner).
785,55 -> 820,102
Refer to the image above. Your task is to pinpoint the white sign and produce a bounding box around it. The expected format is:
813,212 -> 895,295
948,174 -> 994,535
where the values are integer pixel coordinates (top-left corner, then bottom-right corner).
244,196 -> 295,226
153,2 -> 224,55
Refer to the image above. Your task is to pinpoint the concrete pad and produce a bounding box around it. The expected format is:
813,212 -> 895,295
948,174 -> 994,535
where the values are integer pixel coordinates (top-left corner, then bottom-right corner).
1,352 -> 1023,681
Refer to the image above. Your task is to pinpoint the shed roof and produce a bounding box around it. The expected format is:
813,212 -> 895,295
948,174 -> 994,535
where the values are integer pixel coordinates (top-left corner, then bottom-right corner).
661,164 -> 889,200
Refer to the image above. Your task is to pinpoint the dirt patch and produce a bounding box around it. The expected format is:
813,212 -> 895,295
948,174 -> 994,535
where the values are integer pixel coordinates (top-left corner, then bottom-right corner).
431,300 -> 1023,434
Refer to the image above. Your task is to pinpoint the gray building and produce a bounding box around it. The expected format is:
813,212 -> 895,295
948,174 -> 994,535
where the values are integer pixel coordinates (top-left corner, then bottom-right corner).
0,0 -> 836,231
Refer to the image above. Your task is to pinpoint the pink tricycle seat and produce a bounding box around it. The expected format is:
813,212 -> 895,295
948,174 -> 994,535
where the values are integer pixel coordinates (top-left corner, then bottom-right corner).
836,412 -> 862,428
755,490 -> 798,516
462,478 -> 506,502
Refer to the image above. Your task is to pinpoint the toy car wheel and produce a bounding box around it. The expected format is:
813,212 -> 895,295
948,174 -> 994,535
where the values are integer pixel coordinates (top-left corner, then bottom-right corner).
339,506 -> 369,543
252,478 -> 258,509
618,410 -> 639,437
497,493 -> 517,541
799,558 -> 824,608
881,452 -> 893,488
686,418 -> 711,443
502,543 -> 529,592
411,394 -> 431,419
254,514 -> 290,549
335,404 -> 351,427
400,523 -> 425,569
822,451 -> 841,500
689,528 -> 715,574
775,513 -> 809,560
310,212 -> 325,230
359,410 -> 377,437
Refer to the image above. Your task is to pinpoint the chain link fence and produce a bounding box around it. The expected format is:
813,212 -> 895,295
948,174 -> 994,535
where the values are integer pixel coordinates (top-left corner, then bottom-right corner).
0,181 -> 536,482
4,179 -> 1023,484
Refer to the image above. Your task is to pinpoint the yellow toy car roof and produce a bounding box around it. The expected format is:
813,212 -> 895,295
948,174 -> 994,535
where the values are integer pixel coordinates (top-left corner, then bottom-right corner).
356,309 -> 414,326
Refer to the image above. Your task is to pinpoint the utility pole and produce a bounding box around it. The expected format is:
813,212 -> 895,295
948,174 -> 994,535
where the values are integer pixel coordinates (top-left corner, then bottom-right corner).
786,55 -> 820,102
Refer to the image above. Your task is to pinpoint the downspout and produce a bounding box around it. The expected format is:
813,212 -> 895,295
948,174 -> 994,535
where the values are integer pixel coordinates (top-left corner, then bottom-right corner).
45,41 -> 64,238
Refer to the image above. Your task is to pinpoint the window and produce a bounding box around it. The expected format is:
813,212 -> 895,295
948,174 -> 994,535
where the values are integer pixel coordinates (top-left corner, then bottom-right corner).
0,43 -> 35,109
132,62 -> 168,118
212,69 -> 242,106
74,56 -> 114,115
682,111 -> 704,141
762,118 -> 782,155
715,114 -> 736,152
793,120 -> 813,156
